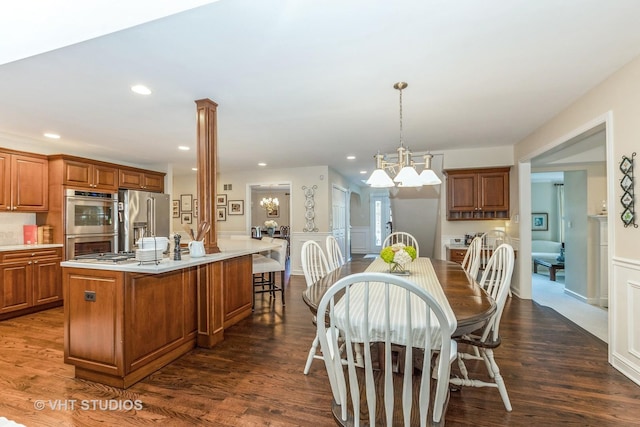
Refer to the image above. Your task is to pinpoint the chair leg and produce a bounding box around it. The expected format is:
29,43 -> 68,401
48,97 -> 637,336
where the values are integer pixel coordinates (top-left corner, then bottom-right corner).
304,334 -> 320,375
485,348 -> 512,411
280,270 -> 285,306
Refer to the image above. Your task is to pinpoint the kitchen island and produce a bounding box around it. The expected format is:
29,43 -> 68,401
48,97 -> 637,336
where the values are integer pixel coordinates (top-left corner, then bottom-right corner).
61,238 -> 277,388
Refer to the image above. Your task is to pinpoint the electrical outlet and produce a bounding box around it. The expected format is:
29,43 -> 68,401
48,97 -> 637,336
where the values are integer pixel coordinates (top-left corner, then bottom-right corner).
84,291 -> 96,302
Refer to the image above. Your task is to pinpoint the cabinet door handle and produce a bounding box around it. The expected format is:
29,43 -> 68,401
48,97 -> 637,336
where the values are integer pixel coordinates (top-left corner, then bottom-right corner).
34,260 -> 38,264
28,261 -> 32,265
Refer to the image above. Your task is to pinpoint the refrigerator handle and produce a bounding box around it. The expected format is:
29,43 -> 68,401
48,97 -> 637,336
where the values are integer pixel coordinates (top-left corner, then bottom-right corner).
147,197 -> 154,237
152,197 -> 156,236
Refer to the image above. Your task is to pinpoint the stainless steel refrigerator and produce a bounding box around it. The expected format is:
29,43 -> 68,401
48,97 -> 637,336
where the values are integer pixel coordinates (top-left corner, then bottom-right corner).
118,189 -> 171,252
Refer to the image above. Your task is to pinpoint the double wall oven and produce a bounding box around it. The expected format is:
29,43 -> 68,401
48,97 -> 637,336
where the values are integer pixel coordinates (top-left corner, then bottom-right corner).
64,189 -> 118,260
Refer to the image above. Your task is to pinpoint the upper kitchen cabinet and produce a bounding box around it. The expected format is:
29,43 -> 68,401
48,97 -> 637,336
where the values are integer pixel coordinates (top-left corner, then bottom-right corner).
0,149 -> 48,212
48,155 -> 118,191
444,167 -> 511,220
118,168 -> 165,192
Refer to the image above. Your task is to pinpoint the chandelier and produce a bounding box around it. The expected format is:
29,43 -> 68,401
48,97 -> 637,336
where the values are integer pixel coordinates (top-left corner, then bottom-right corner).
366,82 -> 442,188
260,196 -> 279,213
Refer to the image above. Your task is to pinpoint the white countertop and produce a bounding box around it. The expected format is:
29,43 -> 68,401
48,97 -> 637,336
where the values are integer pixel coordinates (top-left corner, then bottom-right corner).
0,244 -> 63,252
60,238 -> 277,274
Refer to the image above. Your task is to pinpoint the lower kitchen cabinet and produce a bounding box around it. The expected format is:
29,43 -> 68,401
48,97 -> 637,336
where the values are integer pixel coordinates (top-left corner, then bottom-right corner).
0,247 -> 63,318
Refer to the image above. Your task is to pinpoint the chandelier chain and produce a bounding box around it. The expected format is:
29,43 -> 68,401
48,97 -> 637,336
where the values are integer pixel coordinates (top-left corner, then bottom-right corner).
398,85 -> 404,148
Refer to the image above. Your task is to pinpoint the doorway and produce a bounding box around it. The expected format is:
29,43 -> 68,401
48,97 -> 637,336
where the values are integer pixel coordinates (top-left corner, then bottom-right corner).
370,192 -> 391,254
331,185 -> 349,262
523,119 -> 610,343
248,183 -> 291,235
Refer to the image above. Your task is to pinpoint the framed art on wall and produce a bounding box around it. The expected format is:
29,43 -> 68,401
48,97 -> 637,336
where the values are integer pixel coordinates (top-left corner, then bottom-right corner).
216,207 -> 227,221
228,200 -> 244,215
216,194 -> 227,206
266,207 -> 279,218
532,212 -> 548,231
182,212 -> 192,224
172,200 -> 180,218
180,194 -> 192,212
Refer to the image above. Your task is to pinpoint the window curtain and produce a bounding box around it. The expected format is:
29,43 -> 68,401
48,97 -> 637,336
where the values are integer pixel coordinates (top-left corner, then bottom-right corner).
555,183 -> 565,243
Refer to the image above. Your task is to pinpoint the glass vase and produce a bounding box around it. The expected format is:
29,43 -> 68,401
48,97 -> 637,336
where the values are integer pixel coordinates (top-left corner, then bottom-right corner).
389,262 -> 406,274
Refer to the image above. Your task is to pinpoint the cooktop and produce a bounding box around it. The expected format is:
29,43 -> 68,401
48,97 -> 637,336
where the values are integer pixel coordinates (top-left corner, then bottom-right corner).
74,252 -> 138,264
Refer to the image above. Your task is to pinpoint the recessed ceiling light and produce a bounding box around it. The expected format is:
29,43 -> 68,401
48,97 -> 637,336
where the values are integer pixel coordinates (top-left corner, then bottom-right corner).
178,146 -> 190,151
360,170 -> 367,174
258,162 -> 267,167
191,167 -> 198,171
43,133 -> 60,139
131,84 -> 151,95
346,155 -> 356,160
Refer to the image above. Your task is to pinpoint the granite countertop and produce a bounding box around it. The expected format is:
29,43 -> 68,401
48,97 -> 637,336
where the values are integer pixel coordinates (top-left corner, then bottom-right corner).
0,244 -> 63,252
60,238 -> 278,274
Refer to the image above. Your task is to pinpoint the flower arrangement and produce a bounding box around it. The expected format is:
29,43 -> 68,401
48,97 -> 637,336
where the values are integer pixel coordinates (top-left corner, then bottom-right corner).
264,220 -> 278,237
380,243 -> 417,273
264,220 -> 278,228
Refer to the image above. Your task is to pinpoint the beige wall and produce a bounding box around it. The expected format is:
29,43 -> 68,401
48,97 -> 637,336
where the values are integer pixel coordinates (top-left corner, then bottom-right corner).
514,53 -> 640,384
514,55 -> 640,258
217,165 -> 329,234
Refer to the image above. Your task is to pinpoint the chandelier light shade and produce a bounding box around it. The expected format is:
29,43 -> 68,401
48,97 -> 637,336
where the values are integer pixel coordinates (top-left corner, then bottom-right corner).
366,82 -> 442,188
260,196 -> 279,213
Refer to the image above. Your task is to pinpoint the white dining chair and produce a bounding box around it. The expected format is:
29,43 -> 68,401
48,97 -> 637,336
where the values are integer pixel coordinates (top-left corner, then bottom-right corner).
479,229 -> 510,271
382,231 -> 419,257
317,272 -> 457,426
252,238 -> 288,309
325,235 -> 345,272
301,240 -> 332,374
461,236 -> 483,281
450,243 -> 515,411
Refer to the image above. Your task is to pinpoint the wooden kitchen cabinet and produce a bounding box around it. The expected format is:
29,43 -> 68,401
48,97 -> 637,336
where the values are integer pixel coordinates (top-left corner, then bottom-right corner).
448,247 -> 468,264
0,247 -> 62,318
55,157 -> 118,191
0,149 -> 48,212
444,167 -> 510,220
118,168 -> 165,192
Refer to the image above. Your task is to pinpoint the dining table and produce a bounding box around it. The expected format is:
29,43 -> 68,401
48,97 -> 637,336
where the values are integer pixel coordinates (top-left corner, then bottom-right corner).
302,256 -> 496,338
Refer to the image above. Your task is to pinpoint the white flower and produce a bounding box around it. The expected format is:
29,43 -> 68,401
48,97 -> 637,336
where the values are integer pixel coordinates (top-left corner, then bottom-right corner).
391,243 -> 406,251
393,249 -> 412,265
264,220 -> 278,228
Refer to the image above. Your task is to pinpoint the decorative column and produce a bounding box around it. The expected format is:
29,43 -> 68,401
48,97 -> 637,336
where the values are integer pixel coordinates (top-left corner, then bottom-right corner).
195,98 -> 220,254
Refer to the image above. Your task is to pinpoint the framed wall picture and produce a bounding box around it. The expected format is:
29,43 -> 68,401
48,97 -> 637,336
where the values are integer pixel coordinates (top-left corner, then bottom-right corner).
216,207 -> 227,221
180,194 -> 192,212
266,207 -> 279,218
228,200 -> 244,215
182,212 -> 193,224
193,199 -> 198,218
172,200 -> 180,218
532,212 -> 548,231
216,194 -> 227,206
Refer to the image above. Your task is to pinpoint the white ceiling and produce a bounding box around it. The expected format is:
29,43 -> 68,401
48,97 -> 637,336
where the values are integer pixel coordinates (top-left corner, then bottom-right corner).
1,0 -> 639,183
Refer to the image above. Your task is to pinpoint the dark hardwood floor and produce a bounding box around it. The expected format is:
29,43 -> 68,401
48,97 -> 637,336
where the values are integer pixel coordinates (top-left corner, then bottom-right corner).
1,257 -> 639,426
